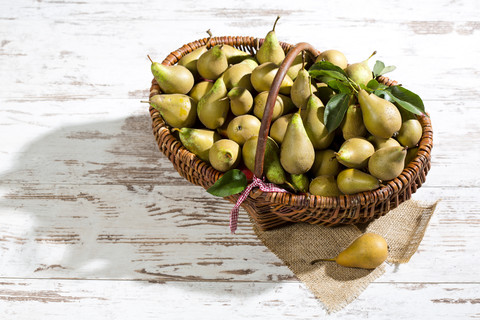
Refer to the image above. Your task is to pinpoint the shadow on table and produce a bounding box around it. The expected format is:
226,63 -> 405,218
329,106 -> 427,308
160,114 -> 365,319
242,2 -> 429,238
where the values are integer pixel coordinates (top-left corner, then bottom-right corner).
0,114 -> 281,296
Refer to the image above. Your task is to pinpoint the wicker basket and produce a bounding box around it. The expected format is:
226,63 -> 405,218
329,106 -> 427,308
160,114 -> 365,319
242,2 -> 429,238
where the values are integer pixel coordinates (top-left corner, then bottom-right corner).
148,36 -> 433,231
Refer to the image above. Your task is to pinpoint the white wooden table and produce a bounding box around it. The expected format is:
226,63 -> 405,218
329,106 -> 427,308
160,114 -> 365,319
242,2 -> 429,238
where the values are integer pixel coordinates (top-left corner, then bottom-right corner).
1,0 -> 479,318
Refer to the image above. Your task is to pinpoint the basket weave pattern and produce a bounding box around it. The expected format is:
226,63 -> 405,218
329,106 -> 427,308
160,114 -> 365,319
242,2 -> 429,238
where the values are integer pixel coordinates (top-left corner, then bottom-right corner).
148,36 -> 433,230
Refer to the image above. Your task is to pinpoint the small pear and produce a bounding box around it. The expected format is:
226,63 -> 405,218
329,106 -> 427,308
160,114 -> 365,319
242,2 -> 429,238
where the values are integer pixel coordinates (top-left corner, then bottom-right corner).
253,91 -> 294,121
336,137 -> 375,169
341,104 -> 367,140
405,147 -> 418,166
177,46 -> 208,79
209,139 -> 241,172
368,146 -> 407,181
315,49 -> 348,70
320,233 -> 388,269
227,87 -> 253,115
396,118 -> 423,148
222,62 -> 254,91
287,52 -> 310,80
242,136 -> 287,185
256,16 -> 285,65
269,113 -> 294,144
289,173 -> 310,193
291,69 -> 317,109
303,94 -> 334,149
309,175 -> 341,196
226,115 -> 261,145
337,168 -> 380,195
357,89 -> 402,139
197,77 -> 230,129
280,113 -> 315,174
310,149 -> 341,177
251,62 -> 293,95
148,94 -> 197,128
189,81 -> 214,102
346,51 -> 376,86
176,128 -> 220,162
197,45 -> 229,80
149,56 -> 194,94
367,135 -> 401,150
221,44 -> 252,64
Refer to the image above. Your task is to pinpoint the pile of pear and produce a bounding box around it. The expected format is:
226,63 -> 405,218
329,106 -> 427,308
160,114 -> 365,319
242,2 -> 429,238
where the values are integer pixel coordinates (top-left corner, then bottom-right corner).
147,20 -> 423,197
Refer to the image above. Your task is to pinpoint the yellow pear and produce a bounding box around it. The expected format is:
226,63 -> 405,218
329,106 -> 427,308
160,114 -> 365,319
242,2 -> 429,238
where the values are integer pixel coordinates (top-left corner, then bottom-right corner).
332,233 -> 388,269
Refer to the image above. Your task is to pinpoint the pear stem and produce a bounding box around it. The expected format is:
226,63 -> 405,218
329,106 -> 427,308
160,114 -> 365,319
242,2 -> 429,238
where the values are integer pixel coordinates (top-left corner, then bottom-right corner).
272,16 -> 280,31
140,100 -> 151,104
171,128 -> 180,133
206,29 -> 213,48
310,258 -> 336,265
225,152 -> 233,160
301,50 -> 305,70
147,55 -> 153,63
367,50 -> 377,61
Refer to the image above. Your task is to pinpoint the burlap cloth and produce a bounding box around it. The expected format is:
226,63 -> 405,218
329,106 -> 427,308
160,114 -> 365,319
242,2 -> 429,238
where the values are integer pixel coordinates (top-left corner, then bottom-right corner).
251,199 -> 439,313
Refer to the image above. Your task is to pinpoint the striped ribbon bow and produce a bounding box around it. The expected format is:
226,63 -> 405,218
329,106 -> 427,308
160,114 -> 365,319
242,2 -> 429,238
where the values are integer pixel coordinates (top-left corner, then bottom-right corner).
230,176 -> 288,234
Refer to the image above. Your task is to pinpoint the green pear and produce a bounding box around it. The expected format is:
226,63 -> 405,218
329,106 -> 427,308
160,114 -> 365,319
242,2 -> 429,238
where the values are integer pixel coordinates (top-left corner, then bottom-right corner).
335,137 -> 375,169
341,104 -> 367,140
189,81 -> 214,102
222,62 -> 255,91
310,149 -> 341,177
287,52 -> 309,80
367,135 -> 401,150
226,115 -> 261,145
357,89 -> 402,139
346,51 -> 376,86
368,146 -> 407,181
289,173 -> 310,193
227,87 -> 253,115
315,82 -> 336,105
148,94 -> 197,128
315,49 -> 348,70
269,113 -> 294,144
280,113 -> 315,174
291,69 -> 317,109
197,77 -> 230,129
197,45 -> 229,80
251,62 -> 293,95
209,139 -> 241,172
221,45 -> 253,65
176,128 -> 220,162
303,94 -> 334,150
405,147 -> 418,166
309,175 -> 341,196
253,91 -> 294,121
149,56 -> 194,94
337,168 -> 380,195
256,16 -> 285,65
177,46 -> 208,79
242,136 -> 287,185
396,118 -> 423,148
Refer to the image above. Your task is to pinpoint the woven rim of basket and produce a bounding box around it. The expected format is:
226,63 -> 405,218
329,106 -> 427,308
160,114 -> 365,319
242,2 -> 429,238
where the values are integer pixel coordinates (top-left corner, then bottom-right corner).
148,36 -> 433,209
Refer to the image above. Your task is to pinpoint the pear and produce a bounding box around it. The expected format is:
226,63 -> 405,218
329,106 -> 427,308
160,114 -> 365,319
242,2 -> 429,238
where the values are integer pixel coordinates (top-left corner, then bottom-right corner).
341,104 -> 367,140
310,149 -> 341,177
216,111 -> 235,138
335,137 -> 375,169
253,91 -> 294,121
222,62 -> 255,91
251,62 -> 293,95
337,168 -> 380,195
280,113 -> 315,174
189,81 -> 214,102
357,89 -> 402,139
287,52 -> 309,80
242,136 -> 287,185
368,146 -> 407,181
315,82 -> 336,105
197,45 -> 229,80
316,233 -> 388,269
147,94 -> 197,128
148,56 -> 194,94
197,77 -> 230,129
227,87 -> 253,115
315,49 -> 348,70
309,175 -> 341,196
209,139 -> 241,172
396,118 -> 423,148
291,69 -> 317,109
303,94 -> 335,150
226,115 -> 261,145
405,147 -> 418,166
289,173 -> 310,193
256,16 -> 285,65
269,113 -> 294,144
221,44 -> 252,64
176,128 -> 220,162
367,135 -> 401,150
177,45 -> 208,79
346,51 -> 376,86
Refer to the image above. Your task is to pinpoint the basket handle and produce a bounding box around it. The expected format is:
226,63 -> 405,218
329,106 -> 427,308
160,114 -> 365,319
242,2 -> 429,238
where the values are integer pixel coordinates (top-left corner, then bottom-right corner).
253,42 -> 320,179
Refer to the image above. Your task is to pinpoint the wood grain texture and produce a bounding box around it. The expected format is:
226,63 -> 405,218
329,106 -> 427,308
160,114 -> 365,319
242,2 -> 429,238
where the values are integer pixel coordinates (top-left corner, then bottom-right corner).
1,0 -> 479,318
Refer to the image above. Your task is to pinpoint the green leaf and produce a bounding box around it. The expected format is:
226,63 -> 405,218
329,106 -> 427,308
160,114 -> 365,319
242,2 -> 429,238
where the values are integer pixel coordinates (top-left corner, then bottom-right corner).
327,79 -> 352,94
207,169 -> 247,197
324,93 -> 352,132
380,65 -> 396,75
309,61 -> 348,76
373,60 -> 385,78
389,86 -> 425,112
366,79 -> 388,91
375,87 -> 425,116
309,69 -> 348,83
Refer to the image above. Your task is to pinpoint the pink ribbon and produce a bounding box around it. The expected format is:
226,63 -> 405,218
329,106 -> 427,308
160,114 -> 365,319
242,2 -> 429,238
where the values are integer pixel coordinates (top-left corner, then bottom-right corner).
230,176 -> 288,234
